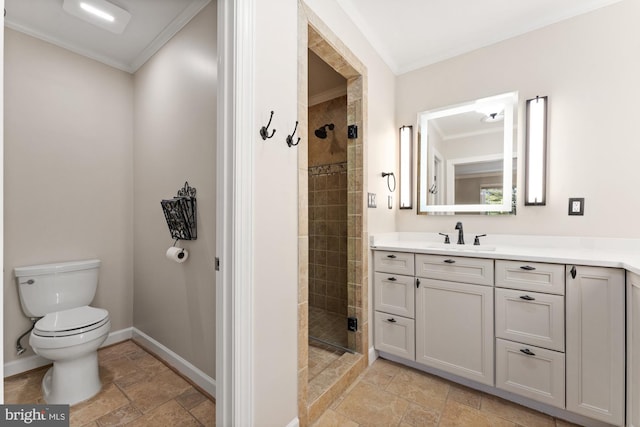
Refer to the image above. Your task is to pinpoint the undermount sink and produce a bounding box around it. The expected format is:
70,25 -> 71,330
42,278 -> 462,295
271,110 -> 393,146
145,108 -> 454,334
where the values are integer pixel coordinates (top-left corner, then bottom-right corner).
421,242 -> 497,252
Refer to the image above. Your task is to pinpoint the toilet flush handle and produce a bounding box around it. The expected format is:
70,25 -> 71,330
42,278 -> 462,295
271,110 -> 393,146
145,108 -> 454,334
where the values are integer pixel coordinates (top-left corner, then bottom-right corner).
20,279 -> 35,285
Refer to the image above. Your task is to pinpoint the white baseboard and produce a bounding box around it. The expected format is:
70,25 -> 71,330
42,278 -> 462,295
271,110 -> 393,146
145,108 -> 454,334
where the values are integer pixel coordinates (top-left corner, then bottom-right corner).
368,346 -> 378,365
132,328 -> 216,398
4,327 -> 133,378
285,417 -> 300,427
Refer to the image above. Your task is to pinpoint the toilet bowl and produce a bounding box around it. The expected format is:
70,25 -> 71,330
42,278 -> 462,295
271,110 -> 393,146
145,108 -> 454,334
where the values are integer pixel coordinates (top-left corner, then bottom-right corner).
15,259 -> 111,406
30,306 -> 111,405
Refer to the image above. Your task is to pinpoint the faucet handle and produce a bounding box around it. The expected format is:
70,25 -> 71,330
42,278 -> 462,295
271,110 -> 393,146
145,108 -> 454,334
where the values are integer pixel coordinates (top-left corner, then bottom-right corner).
474,234 -> 487,246
438,233 -> 450,244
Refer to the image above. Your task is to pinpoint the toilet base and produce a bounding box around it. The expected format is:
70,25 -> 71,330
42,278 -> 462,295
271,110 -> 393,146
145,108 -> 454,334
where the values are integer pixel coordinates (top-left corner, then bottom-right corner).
42,351 -> 102,406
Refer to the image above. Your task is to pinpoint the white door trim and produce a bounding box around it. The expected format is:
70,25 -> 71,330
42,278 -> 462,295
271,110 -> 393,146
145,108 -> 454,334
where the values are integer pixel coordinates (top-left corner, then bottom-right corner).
216,0 -> 255,425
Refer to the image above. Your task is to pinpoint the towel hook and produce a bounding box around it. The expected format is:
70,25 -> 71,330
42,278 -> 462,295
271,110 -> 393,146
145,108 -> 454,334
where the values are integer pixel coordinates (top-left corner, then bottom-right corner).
286,121 -> 300,147
260,111 -> 276,140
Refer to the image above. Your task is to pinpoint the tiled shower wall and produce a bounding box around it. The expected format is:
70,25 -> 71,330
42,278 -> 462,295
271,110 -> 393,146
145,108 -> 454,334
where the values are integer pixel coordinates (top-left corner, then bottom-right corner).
309,163 -> 348,315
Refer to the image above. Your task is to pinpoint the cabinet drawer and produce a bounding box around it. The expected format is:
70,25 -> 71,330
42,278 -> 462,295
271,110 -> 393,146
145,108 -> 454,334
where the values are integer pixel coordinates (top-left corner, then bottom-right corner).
374,272 -> 415,318
415,254 -> 493,286
495,260 -> 564,295
374,251 -> 415,275
496,338 -> 565,409
374,311 -> 415,360
495,288 -> 564,351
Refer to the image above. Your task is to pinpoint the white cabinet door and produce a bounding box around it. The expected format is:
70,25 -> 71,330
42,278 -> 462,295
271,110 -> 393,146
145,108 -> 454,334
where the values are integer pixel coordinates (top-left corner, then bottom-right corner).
628,271 -> 640,427
415,278 -> 494,386
374,272 -> 415,318
495,338 -> 565,408
566,265 -> 624,425
495,288 -> 564,351
374,311 -> 415,360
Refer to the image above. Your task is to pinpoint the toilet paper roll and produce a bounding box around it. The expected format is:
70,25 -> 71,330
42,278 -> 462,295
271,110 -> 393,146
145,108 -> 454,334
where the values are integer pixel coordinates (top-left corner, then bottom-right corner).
166,247 -> 188,263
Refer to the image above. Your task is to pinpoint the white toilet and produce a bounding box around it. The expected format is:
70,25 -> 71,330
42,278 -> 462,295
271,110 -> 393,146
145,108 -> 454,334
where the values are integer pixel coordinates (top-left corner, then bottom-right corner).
15,259 -> 111,405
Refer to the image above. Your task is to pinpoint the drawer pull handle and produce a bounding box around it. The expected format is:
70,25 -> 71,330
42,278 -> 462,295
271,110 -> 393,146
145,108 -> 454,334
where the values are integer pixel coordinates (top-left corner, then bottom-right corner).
520,348 -> 536,356
443,259 -> 456,264
387,254 -> 397,259
570,265 -> 577,279
519,295 -> 535,301
388,277 -> 397,281
387,318 -> 397,323
520,265 -> 536,271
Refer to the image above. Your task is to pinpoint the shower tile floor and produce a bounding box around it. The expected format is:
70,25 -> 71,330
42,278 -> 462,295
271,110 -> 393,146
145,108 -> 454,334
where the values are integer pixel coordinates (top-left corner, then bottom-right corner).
308,306 -> 349,349
4,340 -> 215,426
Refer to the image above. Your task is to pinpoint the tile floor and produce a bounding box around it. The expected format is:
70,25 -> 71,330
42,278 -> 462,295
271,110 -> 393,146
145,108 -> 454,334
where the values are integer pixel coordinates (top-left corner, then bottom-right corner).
313,357 -> 580,427
4,340 -> 215,426
308,306 -> 349,350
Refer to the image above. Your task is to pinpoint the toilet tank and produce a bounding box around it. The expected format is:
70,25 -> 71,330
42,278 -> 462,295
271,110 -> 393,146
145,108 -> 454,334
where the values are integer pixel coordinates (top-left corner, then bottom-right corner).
14,259 -> 101,317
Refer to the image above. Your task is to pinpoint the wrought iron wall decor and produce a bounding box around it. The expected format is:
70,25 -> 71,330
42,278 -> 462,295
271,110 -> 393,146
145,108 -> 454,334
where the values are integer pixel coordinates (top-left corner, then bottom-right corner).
161,182 -> 197,240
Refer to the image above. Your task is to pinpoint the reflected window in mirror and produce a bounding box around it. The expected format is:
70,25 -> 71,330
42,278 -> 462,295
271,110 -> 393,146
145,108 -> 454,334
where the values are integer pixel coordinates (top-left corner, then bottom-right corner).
418,92 -> 518,215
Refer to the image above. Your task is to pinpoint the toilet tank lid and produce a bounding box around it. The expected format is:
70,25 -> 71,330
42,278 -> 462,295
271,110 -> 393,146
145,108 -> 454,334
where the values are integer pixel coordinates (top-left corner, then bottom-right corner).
14,259 -> 101,277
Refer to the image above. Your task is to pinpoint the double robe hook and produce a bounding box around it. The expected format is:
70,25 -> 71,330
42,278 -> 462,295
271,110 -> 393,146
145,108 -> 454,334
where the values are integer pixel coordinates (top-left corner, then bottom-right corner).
286,121 -> 300,147
260,111 -> 276,140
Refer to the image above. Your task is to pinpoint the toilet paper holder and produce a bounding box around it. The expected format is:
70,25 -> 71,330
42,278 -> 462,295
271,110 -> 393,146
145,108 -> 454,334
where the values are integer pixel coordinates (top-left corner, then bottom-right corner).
161,182 -> 197,240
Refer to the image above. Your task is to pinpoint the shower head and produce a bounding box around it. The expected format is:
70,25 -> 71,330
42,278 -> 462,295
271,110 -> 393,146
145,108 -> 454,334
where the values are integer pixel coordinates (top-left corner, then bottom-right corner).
314,123 -> 335,139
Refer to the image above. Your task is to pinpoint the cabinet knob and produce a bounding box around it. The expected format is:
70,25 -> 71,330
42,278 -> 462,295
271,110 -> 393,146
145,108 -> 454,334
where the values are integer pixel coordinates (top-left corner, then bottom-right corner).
519,295 -> 535,301
570,265 -> 577,279
520,348 -> 536,356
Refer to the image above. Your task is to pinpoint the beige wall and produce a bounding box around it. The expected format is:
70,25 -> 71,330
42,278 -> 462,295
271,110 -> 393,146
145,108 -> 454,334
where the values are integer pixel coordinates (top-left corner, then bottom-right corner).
397,0 -> 640,237
3,29 -> 134,364
133,2 -> 217,378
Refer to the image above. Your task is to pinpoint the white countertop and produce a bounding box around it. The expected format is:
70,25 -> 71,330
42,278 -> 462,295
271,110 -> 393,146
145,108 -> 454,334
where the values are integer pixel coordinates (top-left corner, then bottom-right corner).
370,232 -> 640,276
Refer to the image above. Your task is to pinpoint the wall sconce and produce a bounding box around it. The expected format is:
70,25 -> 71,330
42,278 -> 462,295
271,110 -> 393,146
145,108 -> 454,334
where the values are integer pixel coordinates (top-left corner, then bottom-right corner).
399,125 -> 413,209
525,96 -> 548,206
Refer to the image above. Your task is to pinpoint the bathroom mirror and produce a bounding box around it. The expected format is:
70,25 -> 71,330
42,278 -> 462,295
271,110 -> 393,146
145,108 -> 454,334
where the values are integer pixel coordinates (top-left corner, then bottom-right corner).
418,91 -> 518,214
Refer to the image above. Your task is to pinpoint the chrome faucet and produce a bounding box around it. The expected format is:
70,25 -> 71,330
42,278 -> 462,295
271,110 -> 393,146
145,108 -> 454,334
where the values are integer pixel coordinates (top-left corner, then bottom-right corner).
455,222 -> 464,245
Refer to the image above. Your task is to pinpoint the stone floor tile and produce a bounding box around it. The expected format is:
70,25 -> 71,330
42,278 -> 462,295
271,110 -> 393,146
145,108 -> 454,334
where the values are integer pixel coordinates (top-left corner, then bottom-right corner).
312,408 -> 359,427
440,399 -> 516,427
122,369 -> 192,413
70,383 -> 129,426
385,368 -> 449,411
335,381 -> 409,426
447,383 -> 482,409
480,395 -> 555,427
175,387 -> 207,411
400,403 -> 440,427
189,399 -> 216,427
126,400 -> 200,427
96,403 -> 142,426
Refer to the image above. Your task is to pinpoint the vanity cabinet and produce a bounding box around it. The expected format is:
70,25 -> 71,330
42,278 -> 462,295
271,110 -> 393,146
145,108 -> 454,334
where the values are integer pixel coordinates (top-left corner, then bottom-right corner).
372,248 -> 629,426
566,265 -> 625,425
415,255 -> 494,386
628,271 -> 640,427
494,260 -> 565,408
373,251 -> 416,360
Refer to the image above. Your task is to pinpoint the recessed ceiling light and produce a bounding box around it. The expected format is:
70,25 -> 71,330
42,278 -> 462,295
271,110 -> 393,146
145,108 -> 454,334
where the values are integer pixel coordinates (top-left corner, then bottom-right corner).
63,0 -> 131,34
80,2 -> 115,22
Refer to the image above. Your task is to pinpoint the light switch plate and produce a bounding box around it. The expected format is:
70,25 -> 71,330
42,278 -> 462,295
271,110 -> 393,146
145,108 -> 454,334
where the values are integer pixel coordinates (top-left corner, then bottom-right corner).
368,192 -> 377,208
568,197 -> 584,216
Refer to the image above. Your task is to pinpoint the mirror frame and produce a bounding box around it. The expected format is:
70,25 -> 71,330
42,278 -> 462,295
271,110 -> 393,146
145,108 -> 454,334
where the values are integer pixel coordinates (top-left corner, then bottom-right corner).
417,91 -> 518,214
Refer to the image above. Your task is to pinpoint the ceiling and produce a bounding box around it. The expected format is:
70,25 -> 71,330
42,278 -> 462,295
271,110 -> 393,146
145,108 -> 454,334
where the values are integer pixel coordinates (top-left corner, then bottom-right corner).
336,0 -> 625,75
4,0 -> 210,73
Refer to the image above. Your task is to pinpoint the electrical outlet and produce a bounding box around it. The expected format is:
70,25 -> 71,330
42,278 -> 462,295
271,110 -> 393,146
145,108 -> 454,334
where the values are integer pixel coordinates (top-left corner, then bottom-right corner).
368,192 -> 377,208
568,197 -> 585,216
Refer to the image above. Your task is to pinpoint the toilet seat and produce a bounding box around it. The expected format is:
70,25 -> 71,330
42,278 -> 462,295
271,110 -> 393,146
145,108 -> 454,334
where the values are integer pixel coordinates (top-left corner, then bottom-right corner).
34,306 -> 109,338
